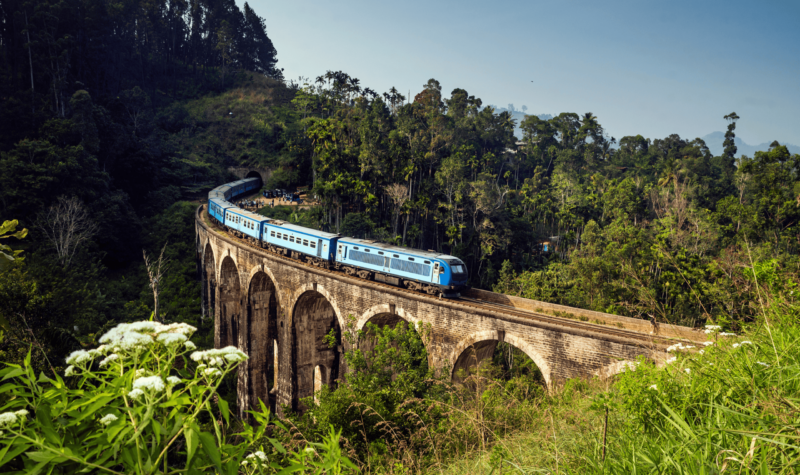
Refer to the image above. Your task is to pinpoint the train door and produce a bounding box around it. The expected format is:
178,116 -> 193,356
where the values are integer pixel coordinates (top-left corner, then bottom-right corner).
432,262 -> 440,284
383,256 -> 390,273
317,239 -> 322,257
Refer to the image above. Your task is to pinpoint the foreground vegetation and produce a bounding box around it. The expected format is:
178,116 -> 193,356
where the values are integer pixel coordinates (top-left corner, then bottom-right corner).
277,270 -> 798,474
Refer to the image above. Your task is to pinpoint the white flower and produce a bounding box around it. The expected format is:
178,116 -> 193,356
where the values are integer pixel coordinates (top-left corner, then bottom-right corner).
184,341 -> 196,350
157,333 -> 188,346
702,341 -> 714,346
99,354 -> 119,367
732,343 -> 740,349
133,376 -> 166,393
719,332 -> 736,337
203,368 -> 222,378
757,361 -> 769,367
135,369 -> 147,378
704,325 -> 722,334
196,364 -> 207,371
65,365 -> 76,376
685,368 -> 691,374
224,352 -> 247,363
740,341 -> 753,345
160,322 -> 197,337
191,347 -> 248,365
99,414 -> 118,426
66,350 -> 93,365
304,447 -> 316,455
0,412 -> 19,427
699,350 -> 704,355
648,384 -> 657,390
244,451 -> 268,463
127,389 -> 145,399
14,410 -> 28,419
166,376 -> 181,386
666,357 -> 677,364
119,332 -> 154,351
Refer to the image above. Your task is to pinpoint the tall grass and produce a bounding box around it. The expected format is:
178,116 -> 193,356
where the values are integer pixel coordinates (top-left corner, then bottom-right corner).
439,302 -> 800,474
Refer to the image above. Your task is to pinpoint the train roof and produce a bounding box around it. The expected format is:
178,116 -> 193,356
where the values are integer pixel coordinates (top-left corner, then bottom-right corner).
266,221 -> 340,240
338,237 -> 463,261
226,207 -> 270,222
209,198 -> 236,209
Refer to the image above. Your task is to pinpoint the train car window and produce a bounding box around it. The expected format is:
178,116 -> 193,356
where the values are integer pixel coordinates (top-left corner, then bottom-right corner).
277,233 -> 282,239
365,249 -> 370,252
303,239 -> 309,246
378,251 -> 384,255
310,242 -> 316,248
393,254 -> 399,258
283,234 -> 288,240
424,260 -> 430,264
409,258 -> 415,261
353,247 -> 359,250
289,236 -> 295,243
270,231 -> 275,237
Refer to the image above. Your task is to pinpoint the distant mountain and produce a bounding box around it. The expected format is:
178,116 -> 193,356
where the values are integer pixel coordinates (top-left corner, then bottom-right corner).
487,106 -> 552,139
700,132 -> 800,158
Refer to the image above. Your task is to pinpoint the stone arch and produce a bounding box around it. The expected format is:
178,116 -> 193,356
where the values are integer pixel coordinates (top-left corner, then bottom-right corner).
450,330 -> 552,388
356,304 -> 427,362
243,271 -> 280,414
355,304 -> 420,332
217,256 -> 241,349
246,265 -> 283,310
288,283 -> 345,331
290,289 -> 342,411
203,243 -> 216,319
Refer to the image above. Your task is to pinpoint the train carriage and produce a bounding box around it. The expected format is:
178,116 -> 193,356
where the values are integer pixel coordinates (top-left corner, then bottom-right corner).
335,238 -> 468,296
263,221 -> 338,267
208,198 -> 235,226
225,208 -> 270,244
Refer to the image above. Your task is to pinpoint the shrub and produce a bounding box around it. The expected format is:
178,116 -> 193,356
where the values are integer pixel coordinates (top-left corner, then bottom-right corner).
0,320 -> 356,474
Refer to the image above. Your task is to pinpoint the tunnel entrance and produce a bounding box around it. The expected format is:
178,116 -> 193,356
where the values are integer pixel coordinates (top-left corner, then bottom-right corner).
245,171 -> 263,186
291,291 -> 341,412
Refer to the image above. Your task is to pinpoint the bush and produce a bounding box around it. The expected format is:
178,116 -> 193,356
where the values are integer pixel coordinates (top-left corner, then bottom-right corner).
0,320 -> 356,474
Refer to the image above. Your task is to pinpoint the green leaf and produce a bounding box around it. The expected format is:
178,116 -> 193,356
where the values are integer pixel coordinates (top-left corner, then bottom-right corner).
35,404 -> 61,446
185,427 -> 199,468
268,438 -> 287,455
26,451 -> 66,463
2,368 -> 24,381
218,398 -> 230,426
198,431 -> 222,471
0,442 -> 31,466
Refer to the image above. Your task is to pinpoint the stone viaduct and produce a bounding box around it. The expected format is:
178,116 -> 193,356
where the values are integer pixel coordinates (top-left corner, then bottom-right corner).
195,205 -> 704,416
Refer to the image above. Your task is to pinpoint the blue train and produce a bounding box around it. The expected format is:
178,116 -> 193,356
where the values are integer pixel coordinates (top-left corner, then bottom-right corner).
207,177 -> 469,297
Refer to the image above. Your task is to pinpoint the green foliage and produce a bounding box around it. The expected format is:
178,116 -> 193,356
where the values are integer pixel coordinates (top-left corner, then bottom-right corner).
0,220 -> 27,271
0,321 -> 355,474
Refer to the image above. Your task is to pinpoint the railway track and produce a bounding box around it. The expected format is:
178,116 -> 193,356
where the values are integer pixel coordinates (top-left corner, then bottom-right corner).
198,206 -> 693,349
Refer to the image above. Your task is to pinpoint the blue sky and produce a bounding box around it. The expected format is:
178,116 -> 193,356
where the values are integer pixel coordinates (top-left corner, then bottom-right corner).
244,0 -> 800,146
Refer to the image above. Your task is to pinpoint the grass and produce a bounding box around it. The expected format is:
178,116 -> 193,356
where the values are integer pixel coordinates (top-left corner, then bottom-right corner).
433,302 -> 800,474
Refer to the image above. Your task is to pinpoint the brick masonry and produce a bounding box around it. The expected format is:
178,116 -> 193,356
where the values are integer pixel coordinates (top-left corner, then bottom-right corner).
195,206 -> 704,417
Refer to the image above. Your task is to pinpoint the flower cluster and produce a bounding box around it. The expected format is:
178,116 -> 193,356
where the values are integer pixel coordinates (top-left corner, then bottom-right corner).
98,321 -> 197,354
731,340 -> 753,349
666,342 -> 696,353
190,346 -> 248,366
242,451 -> 269,465
0,410 -> 28,428
99,414 -> 118,426
703,324 -> 722,334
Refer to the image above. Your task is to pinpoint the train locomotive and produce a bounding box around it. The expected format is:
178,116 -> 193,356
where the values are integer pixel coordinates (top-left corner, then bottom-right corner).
207,177 -> 469,298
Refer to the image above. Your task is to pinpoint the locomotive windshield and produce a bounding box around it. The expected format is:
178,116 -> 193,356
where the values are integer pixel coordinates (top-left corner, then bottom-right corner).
448,260 -> 468,277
